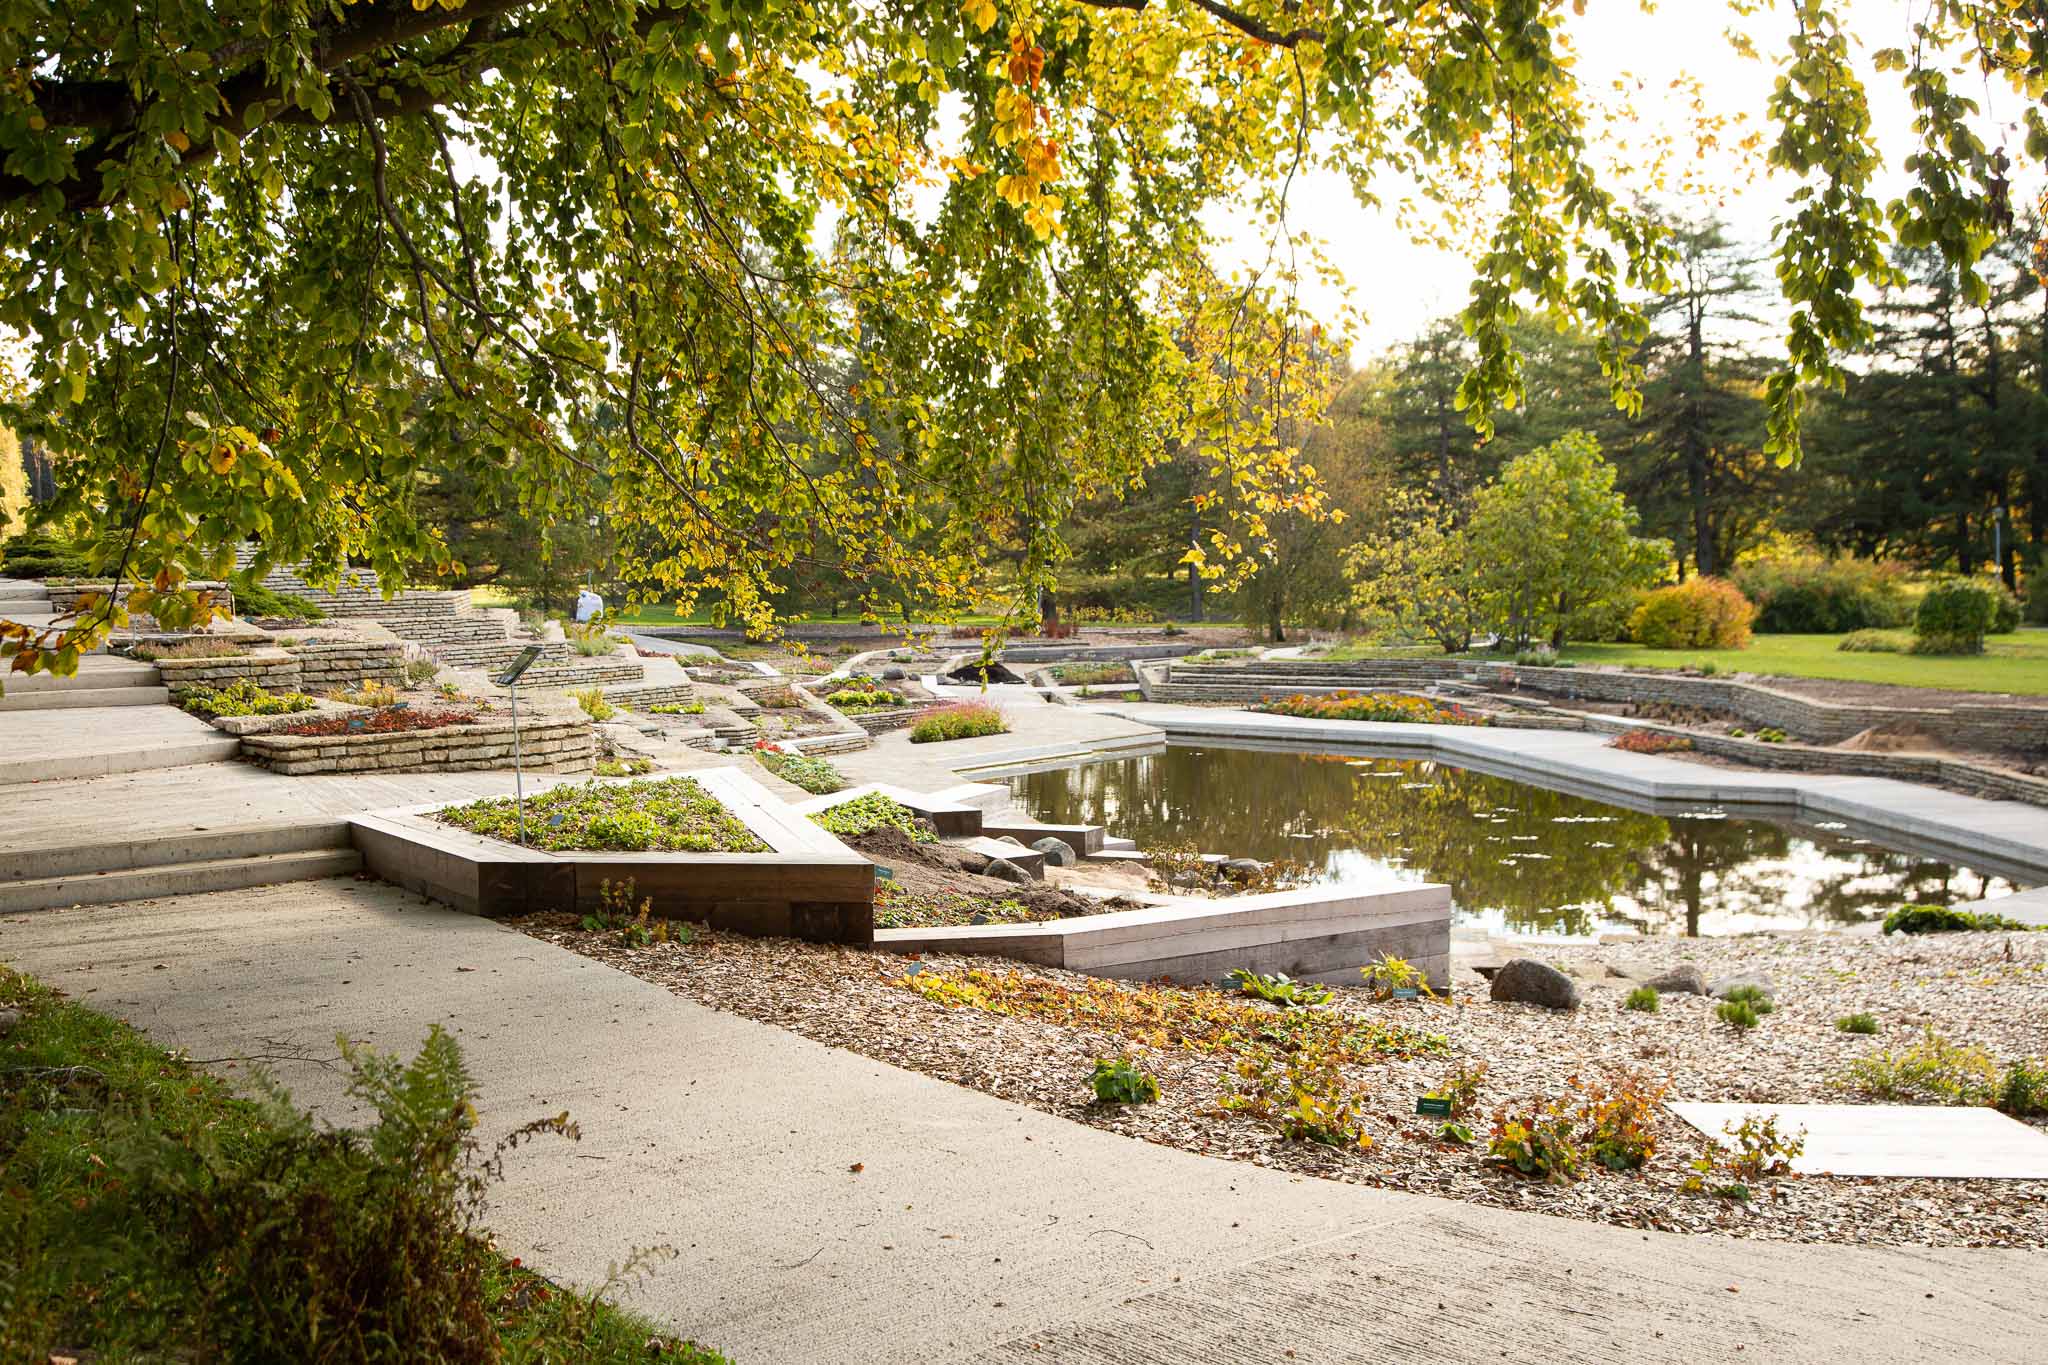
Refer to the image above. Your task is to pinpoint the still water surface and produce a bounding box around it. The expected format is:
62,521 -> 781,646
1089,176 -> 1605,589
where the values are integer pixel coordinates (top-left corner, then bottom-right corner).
1007,745 -> 2027,937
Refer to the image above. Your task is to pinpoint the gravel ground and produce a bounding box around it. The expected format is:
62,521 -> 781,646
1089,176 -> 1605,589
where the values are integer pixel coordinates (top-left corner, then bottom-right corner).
512,917 -> 2048,1248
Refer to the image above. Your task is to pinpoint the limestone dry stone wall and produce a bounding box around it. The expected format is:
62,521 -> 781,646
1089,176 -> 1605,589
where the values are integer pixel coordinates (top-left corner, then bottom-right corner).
241,715 -> 592,776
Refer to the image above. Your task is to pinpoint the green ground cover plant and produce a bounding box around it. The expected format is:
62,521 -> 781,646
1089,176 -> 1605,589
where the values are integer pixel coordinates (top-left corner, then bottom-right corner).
1841,1027 -> 2003,1105
1252,691 -> 1486,725
439,778 -> 767,853
175,677 -> 316,719
649,700 -> 706,715
0,966 -> 721,1364
1089,1057 -> 1160,1105
756,748 -> 846,794
908,700 -> 1009,743
231,579 -> 327,621
1835,1012 -> 1879,1035
823,683 -> 901,711
809,792 -> 937,843
1225,969 -> 1333,1009
569,686 -> 616,721
1623,986 -> 1660,1012
1050,661 -> 1134,685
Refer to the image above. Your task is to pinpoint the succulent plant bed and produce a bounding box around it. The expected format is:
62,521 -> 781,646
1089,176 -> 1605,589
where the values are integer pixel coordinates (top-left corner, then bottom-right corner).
275,705 -> 478,736
437,777 -> 768,853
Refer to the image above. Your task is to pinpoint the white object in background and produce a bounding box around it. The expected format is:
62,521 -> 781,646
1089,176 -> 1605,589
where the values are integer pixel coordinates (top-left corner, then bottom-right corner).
574,588 -> 605,622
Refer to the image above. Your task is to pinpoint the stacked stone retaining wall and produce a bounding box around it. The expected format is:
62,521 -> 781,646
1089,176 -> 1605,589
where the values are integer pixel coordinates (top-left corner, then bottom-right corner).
153,651 -> 303,694
289,642 -> 405,692
242,715 -> 592,776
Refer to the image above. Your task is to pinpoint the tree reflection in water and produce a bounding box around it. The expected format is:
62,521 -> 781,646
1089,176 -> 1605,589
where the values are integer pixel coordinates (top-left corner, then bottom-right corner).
1008,746 -> 2025,937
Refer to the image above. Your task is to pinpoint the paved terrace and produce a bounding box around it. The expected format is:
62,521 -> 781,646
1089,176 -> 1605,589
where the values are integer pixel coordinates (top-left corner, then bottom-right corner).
6,881 -> 2042,1364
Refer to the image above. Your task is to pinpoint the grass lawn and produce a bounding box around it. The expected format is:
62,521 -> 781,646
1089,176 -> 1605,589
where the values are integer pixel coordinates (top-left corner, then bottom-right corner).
1324,632 -> 2048,696
0,965 -> 724,1363
1553,632 -> 2048,696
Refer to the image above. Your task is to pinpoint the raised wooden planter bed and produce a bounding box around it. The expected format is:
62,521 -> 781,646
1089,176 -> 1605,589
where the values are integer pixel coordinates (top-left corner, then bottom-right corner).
350,768 -> 873,943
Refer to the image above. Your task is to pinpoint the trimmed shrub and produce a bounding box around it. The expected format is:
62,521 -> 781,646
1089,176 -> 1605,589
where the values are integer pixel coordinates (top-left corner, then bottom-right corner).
1989,584 -> 2021,634
1628,578 -> 1756,649
0,530 -> 93,579
1732,556 -> 1911,634
1837,628 -> 1909,653
1912,578 -> 1998,655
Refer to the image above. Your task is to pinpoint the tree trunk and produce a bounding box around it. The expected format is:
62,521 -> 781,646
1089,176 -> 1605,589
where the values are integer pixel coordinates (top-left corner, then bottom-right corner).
1684,308 -> 1717,576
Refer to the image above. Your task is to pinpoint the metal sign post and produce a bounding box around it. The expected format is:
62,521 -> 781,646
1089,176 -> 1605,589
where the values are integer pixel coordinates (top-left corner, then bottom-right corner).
492,645 -> 547,847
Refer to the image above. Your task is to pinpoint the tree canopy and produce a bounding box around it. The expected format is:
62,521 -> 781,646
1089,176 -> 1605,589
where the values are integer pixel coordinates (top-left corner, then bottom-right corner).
0,0 -> 2040,676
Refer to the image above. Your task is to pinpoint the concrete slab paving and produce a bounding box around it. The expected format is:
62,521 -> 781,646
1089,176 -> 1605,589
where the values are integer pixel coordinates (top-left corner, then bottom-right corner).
0,703 -> 241,784
4,881 -> 2041,1364
1673,1102 -> 2048,1179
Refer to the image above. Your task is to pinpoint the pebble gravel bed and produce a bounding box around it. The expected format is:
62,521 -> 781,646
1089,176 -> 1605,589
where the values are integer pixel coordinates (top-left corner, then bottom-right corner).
513,915 -> 2047,1247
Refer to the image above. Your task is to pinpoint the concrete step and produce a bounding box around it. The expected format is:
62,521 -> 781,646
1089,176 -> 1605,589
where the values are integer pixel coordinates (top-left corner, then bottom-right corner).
0,848 -> 362,913
0,685 -> 173,711
2,659 -> 162,693
0,731 -> 241,786
2,819 -> 352,883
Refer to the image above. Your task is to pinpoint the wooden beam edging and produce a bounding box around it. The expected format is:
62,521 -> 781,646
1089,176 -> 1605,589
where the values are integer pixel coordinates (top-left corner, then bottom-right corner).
875,880 -> 1452,989
347,768 -> 875,944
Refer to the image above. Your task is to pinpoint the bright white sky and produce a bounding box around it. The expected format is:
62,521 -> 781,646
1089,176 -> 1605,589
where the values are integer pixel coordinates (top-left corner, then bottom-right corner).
1205,0 -> 2042,368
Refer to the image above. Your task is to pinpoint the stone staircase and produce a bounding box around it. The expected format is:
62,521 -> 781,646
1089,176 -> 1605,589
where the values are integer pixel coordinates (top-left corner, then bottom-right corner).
236,551 -> 647,689
0,819 -> 360,913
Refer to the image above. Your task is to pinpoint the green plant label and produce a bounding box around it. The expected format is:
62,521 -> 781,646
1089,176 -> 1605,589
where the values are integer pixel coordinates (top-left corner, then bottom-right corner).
1415,1096 -> 1453,1118
1392,986 -> 1421,1000
874,866 -> 894,881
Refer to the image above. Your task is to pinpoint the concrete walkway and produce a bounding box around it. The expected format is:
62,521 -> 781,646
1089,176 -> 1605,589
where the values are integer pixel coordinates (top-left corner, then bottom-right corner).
6,880 -> 2041,1363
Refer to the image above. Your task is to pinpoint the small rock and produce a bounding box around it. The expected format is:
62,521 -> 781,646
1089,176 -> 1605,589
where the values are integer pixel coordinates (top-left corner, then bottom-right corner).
985,858 -> 1033,885
880,666 -> 907,681
0,1008 -> 18,1037
1219,857 -> 1267,882
1708,973 -> 1776,1002
996,835 -> 1028,849
1030,837 -> 1077,868
1489,958 -> 1581,1011
1604,960 -> 1657,981
1646,965 -> 1710,996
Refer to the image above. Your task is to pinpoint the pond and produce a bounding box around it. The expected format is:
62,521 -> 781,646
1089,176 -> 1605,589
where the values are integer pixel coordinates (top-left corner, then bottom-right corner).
1006,745 -> 2030,937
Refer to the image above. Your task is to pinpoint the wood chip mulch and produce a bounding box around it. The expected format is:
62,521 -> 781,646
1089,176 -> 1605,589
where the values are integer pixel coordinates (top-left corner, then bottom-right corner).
512,914 -> 2047,1248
